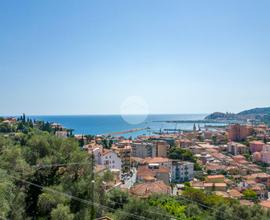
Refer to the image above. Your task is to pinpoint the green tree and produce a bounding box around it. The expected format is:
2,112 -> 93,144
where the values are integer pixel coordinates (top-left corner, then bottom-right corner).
107,189 -> 129,209
243,189 -> 257,201
168,147 -> 196,162
0,169 -> 15,218
115,198 -> 170,220
38,186 -> 70,216
51,204 -> 74,220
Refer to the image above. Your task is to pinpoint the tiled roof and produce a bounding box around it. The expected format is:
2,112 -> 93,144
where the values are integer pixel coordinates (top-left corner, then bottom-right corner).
130,181 -> 171,198
206,175 -> 225,179
260,200 -> 270,209
228,189 -> 242,198
142,157 -> 171,164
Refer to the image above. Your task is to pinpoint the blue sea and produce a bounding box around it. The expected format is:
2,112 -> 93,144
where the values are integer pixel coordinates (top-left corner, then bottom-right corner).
28,114 -> 209,138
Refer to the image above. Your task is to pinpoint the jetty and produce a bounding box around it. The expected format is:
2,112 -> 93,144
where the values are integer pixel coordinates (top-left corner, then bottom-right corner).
103,127 -> 150,136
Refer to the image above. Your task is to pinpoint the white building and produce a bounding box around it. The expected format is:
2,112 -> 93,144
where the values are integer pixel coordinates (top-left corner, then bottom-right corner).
227,142 -> 248,155
84,144 -> 122,172
100,149 -> 122,171
171,161 -> 194,183
55,130 -> 68,138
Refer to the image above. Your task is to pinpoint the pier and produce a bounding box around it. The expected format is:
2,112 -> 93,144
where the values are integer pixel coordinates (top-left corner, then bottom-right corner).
103,127 -> 150,136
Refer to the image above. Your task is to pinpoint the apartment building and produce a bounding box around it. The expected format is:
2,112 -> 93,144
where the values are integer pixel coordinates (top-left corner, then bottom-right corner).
227,142 -> 248,155
171,161 -> 194,183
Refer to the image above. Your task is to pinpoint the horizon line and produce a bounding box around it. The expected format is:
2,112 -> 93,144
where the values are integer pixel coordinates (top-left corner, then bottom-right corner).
1,113 -> 209,117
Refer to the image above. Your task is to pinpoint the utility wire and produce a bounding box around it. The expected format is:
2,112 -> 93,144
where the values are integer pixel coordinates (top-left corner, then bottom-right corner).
32,162 -> 176,219
32,162 -> 91,169
30,161 -> 244,220
4,172 -> 151,220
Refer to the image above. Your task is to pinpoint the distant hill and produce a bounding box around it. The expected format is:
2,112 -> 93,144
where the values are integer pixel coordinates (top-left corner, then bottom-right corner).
205,112 -> 236,120
238,107 -> 270,116
205,107 -> 270,124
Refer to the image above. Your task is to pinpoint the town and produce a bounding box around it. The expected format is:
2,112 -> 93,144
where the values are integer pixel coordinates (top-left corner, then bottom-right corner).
2,115 -> 270,219
9,116 -> 269,210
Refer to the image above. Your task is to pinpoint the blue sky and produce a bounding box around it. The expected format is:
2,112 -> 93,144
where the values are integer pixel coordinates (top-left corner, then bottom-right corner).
0,0 -> 270,115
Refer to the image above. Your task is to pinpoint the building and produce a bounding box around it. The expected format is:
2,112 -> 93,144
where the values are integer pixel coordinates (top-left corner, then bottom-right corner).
204,183 -> 227,191
250,141 -> 265,153
137,165 -> 171,185
130,181 -> 171,198
85,144 -> 122,172
227,142 -> 248,155
253,152 -> 262,162
252,144 -> 270,164
55,130 -> 68,138
131,142 -> 155,158
100,149 -> 122,171
228,124 -> 253,142
153,140 -> 170,157
176,139 -> 193,148
112,145 -> 131,173
261,152 -> 270,164
171,161 -> 194,183
142,157 -> 172,169
205,175 -> 225,183
260,200 -> 270,210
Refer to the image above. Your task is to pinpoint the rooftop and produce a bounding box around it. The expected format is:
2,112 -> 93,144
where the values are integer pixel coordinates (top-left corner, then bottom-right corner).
130,181 -> 171,198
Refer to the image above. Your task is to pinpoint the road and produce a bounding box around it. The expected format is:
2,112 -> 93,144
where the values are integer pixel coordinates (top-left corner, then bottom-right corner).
122,168 -> 137,189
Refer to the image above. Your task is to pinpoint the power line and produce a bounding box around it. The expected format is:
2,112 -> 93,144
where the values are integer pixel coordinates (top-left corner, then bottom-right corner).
12,160 -> 246,220
35,161 -> 176,219
3,162 -> 249,220
32,162 -> 91,169
4,173 -> 150,220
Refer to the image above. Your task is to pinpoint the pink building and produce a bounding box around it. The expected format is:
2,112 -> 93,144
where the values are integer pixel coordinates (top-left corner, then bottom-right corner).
261,152 -> 270,164
250,141 -> 265,153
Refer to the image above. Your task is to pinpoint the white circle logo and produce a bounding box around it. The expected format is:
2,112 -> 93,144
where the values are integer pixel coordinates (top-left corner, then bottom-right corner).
120,96 -> 149,125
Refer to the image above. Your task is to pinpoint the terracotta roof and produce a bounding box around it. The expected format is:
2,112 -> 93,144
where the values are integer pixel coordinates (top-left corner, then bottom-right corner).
255,173 -> 270,178
206,175 -> 225,179
228,189 -> 242,198
204,183 -> 227,187
211,153 -> 226,160
137,166 -> 170,179
206,163 -> 224,171
102,149 -> 113,156
260,200 -> 270,209
130,181 -> 171,198
233,155 -> 245,160
237,159 -> 249,164
142,157 -> 171,164
246,180 -> 257,185
143,175 -> 156,181
158,167 -> 170,173
137,167 -> 155,178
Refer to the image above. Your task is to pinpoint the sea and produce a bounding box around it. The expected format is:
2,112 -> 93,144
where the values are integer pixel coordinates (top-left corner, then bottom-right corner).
27,114 -> 210,138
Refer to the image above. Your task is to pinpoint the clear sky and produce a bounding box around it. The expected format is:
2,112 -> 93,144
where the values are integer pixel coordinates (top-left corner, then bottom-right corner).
1,0 -> 270,115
